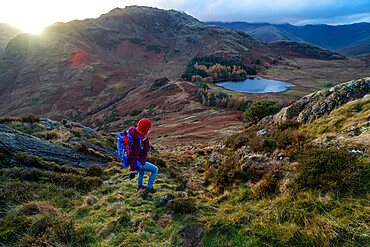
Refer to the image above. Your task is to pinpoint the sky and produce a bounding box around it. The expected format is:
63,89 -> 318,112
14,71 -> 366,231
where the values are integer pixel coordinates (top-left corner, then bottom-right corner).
1,0 -> 369,34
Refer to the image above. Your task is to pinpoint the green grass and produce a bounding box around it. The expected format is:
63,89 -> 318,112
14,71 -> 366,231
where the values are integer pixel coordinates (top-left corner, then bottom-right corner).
317,86 -> 332,91
283,89 -> 314,96
319,79 -> 339,84
198,187 -> 369,247
1,109 -> 369,246
1,150 -> 369,246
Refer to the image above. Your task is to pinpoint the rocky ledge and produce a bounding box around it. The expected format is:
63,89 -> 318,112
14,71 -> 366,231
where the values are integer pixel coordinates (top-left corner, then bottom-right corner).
0,123 -> 111,167
260,77 -> 370,125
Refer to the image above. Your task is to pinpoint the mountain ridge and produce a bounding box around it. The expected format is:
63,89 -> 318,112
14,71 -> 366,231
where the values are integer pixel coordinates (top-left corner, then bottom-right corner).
207,21 -> 370,55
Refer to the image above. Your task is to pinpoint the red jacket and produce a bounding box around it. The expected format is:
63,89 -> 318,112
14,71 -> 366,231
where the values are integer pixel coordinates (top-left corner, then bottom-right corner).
128,127 -> 150,171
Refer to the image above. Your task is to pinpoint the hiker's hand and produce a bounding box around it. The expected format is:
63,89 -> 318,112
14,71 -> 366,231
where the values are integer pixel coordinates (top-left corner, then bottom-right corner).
136,162 -> 142,171
130,172 -> 136,180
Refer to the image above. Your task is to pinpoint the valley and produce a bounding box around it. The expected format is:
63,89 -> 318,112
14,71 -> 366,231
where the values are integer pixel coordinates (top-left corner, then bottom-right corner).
1,6 -> 369,136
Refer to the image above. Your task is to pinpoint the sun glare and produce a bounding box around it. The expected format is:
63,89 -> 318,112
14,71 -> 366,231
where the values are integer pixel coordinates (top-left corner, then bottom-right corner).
13,21 -> 46,35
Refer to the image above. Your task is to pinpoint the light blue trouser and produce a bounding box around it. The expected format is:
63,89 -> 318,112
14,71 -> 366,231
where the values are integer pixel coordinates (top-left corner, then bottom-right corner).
138,162 -> 158,189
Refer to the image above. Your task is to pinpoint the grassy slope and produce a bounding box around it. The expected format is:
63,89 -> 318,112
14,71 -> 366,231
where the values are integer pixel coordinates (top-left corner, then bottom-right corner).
0,99 -> 369,246
298,97 -> 370,157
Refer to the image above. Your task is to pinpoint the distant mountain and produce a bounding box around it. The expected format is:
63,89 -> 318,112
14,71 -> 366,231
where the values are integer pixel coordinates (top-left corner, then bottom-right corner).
0,23 -> 23,54
207,22 -> 370,55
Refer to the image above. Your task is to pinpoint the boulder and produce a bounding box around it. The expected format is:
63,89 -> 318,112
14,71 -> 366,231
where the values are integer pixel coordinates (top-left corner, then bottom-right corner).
240,155 -> 276,182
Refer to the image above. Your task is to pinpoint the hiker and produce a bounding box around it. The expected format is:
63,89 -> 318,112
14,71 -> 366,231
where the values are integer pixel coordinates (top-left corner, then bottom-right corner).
128,118 -> 158,193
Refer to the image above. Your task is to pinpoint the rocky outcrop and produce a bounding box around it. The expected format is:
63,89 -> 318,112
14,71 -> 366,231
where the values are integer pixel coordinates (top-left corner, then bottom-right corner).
150,77 -> 170,91
0,132 -> 109,167
68,137 -> 116,158
0,123 -> 31,136
39,118 -> 63,130
260,77 -> 370,125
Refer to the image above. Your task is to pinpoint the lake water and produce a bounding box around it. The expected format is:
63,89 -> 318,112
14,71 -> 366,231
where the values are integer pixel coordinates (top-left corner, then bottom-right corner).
215,77 -> 295,93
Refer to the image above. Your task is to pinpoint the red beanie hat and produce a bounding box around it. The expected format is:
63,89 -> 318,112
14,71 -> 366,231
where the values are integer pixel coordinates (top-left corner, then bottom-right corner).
136,118 -> 151,136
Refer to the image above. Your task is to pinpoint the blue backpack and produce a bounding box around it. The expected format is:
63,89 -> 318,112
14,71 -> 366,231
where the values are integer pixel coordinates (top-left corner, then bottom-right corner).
117,130 -> 143,171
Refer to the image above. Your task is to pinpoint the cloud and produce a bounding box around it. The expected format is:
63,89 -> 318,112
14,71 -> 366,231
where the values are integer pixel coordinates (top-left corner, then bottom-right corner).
0,0 -> 369,32
153,0 -> 370,24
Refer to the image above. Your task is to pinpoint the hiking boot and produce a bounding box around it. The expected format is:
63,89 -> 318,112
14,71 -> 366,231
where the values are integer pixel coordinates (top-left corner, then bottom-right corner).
137,185 -> 146,192
144,187 -> 156,193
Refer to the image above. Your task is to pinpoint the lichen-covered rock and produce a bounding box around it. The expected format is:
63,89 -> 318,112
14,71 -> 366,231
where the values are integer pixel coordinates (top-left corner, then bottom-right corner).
260,77 -> 370,125
0,132 -> 109,167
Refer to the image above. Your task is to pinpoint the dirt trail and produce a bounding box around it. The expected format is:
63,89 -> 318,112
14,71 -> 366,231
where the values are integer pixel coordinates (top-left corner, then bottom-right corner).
166,81 -> 192,102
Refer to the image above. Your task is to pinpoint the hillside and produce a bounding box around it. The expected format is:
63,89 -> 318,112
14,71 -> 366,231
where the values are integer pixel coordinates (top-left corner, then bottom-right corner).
0,23 -> 22,54
0,6 -> 270,121
1,6 -> 369,129
207,22 -> 370,55
0,78 -> 369,246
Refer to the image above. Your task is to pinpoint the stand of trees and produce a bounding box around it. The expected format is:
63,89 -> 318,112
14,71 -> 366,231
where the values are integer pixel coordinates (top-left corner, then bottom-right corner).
197,84 -> 251,111
182,55 -> 257,82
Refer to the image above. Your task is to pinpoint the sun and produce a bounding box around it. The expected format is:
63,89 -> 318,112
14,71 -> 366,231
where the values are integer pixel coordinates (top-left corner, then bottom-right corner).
12,20 -> 47,35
